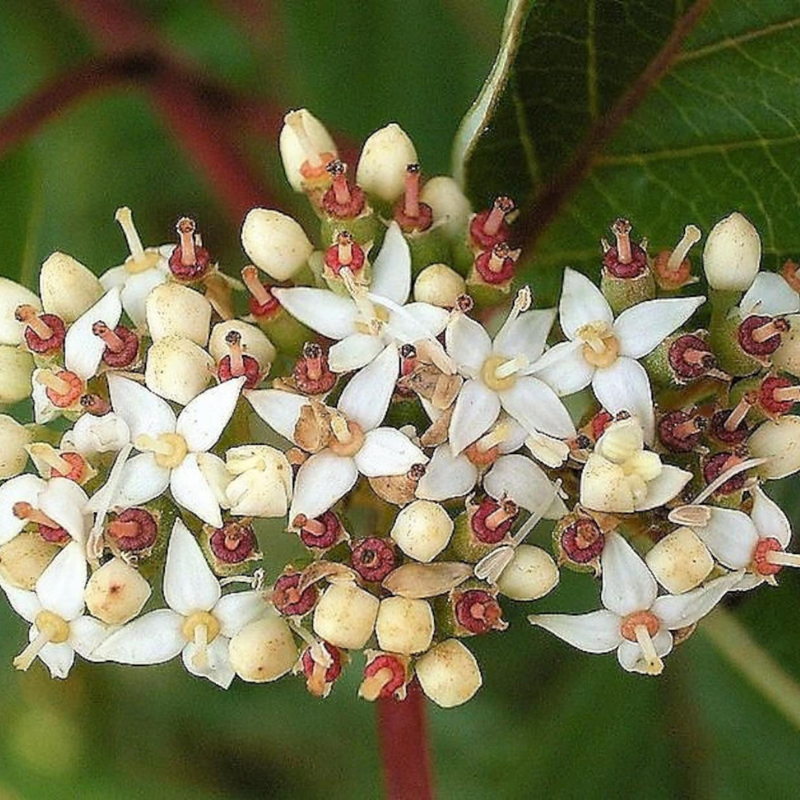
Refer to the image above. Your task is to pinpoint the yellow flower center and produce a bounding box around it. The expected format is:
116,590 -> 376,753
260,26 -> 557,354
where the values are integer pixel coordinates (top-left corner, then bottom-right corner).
482,354 -> 528,391
577,322 -> 619,368
134,432 -> 189,469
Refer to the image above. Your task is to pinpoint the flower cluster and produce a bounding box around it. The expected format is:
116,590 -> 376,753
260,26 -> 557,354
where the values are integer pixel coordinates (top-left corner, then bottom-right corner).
1,110 -> 799,707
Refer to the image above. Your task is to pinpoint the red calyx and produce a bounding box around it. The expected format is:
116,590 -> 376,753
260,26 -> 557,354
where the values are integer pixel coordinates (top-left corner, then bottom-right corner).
209,521 -> 258,564
301,642 -> 343,687
296,511 -> 342,550
324,233 -> 365,277
454,589 -> 504,635
350,537 -> 396,582
169,217 -> 212,281
759,375 -> 797,416
50,452 -> 88,483
470,497 -> 516,544
738,315 -> 788,357
590,410 -> 614,441
470,197 -> 514,250
98,325 -> 140,368
363,654 -> 407,699
20,312 -> 66,354
37,524 -> 70,544
703,452 -> 746,495
473,243 -> 517,285
668,334 -> 716,380
293,342 -> 337,395
560,517 -> 605,564
107,508 -> 158,553
217,353 -> 261,389
658,410 -> 704,453
45,371 -> 83,408
321,160 -> 366,219
603,218 -> 648,279
272,572 -> 318,616
753,537 -> 783,576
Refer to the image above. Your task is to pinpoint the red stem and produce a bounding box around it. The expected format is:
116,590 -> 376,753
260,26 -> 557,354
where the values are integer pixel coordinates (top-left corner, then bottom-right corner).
377,681 -> 435,800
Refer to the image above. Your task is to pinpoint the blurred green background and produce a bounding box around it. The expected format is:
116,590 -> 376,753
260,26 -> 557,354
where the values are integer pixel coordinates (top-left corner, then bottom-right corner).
0,1 -> 799,798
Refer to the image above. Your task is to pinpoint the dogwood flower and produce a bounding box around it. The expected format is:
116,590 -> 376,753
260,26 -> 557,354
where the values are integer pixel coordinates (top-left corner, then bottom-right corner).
530,532 -> 743,675
94,374 -> 245,527
1,542 -> 110,677
94,519 -> 269,688
248,345 -> 426,521
273,222 -> 449,373
445,287 -> 576,455
529,269 -> 705,442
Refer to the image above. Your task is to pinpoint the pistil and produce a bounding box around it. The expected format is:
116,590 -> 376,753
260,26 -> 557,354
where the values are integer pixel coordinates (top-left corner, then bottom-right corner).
13,610 -> 70,672
13,502 -> 58,529
666,224 -> 702,273
634,624 -> 664,675
724,392 -> 756,432
612,218 -> 632,265
15,305 -> 52,340
92,321 -> 125,353
483,197 -> 514,238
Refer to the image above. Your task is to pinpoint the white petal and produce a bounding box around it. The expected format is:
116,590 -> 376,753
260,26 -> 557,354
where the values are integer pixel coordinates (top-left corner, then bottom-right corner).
0,578 -> 42,622
70,616 -> 113,661
177,377 -> 244,453
39,478 -> 90,544
526,340 -> 594,395
559,268 -> 613,340
271,287 -> 358,339
448,379 -> 501,455
529,609 -> 622,653
445,314 -> 492,378
750,486 -> 792,547
32,374 -> 57,425
617,629 -> 673,674
499,376 -> 576,438
289,451 -> 359,521
499,418 -> 529,454
64,412 -> 130,456
739,272 -> 800,318
182,636 -> 234,688
337,344 -> 398,431
99,265 -> 127,290
693,508 -> 758,569
354,428 -> 428,477
0,474 -> 47,545
636,466 -> 692,511
36,542 -> 86,621
247,389 -> 310,444
94,609 -> 185,664
170,455 -> 223,528
108,452 -> 170,509
484,454 -> 561,518
493,308 -> 555,363
37,640 -> 75,678
108,374 -> 176,439
592,358 -> 655,444
614,296 -> 705,359
120,267 -> 168,330
164,519 -> 220,615
386,302 -> 449,343
601,532 -> 658,616
328,333 -> 384,373
370,220 -> 411,305
415,445 -> 478,501
64,288 -> 123,380
732,573 -> 764,592
214,590 -> 270,638
652,571 -> 744,629
196,452 -> 233,511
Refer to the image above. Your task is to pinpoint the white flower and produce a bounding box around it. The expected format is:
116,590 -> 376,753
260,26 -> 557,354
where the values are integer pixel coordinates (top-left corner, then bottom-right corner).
93,519 -> 269,688
92,375 -> 245,527
530,532 -> 743,675
1,542 -> 110,678
529,268 -> 705,442
445,288 -> 576,454
248,346 -> 427,522
273,222 -> 450,374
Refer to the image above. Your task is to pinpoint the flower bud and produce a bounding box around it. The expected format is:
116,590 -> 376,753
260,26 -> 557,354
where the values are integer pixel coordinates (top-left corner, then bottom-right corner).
62,412 -> 130,456
356,123 -> 417,203
0,345 -> 34,405
0,277 -> 41,345
390,500 -> 453,562
241,209 -> 314,282
415,639 -> 482,708
771,314 -> 800,377
145,283 -> 211,346
209,320 -> 276,370
419,176 -> 472,237
84,558 -> 151,624
0,415 -> 31,478
375,597 -> 434,654
279,109 -> 337,192
749,415 -> 800,479
229,615 -> 298,682
413,264 -> 466,308
645,527 -> 713,594
225,445 -> 292,518
0,530 -> 60,589
703,212 -> 761,291
497,545 -> 559,601
312,582 -> 379,649
145,336 -> 214,405
39,252 -> 103,323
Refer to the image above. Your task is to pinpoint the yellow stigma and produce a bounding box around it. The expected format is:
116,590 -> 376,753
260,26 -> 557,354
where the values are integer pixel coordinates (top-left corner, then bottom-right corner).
576,321 -> 619,368
482,355 -> 527,391
13,610 -> 70,672
134,432 -> 188,469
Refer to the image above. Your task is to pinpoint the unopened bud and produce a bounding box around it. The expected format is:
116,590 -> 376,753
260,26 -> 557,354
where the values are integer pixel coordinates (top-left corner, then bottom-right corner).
209,320 -> 276,371
0,530 -> 60,589
749,415 -> 800,479
229,615 -> 298,682
390,500 -> 453,562
280,109 -> 337,192
84,558 -> 151,624
0,415 -> 31,478
645,528 -> 714,594
356,123 -> 418,203
39,252 -> 103,323
496,545 -> 559,601
0,346 -> 34,405
0,278 -> 41,345
145,283 -> 212,346
415,639 -> 482,708
703,212 -> 761,291
312,582 -> 379,649
241,209 -> 314,282
145,336 -> 214,405
413,263 -> 467,308
375,596 -> 434,655
419,176 -> 472,236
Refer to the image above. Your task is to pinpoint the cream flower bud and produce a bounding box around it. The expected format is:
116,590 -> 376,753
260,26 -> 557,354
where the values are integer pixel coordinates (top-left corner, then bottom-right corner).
0,277 -> 41,345
84,558 -> 151,624
748,415 -> 800,479
497,545 -> 559,601
415,639 -> 482,708
145,336 -> 214,405
771,314 -> 800,377
375,597 -> 434,654
209,320 -> 276,369
413,264 -> 467,308
145,283 -> 211,346
313,583 -> 379,649
0,345 -> 34,405
279,109 -> 337,192
229,616 -> 298,682
0,415 -> 31,478
225,445 -> 292,518
0,531 -> 60,589
356,123 -> 418,203
702,212 -> 761,291
645,527 -> 713,594
419,176 -> 472,236
241,209 -> 314,282
39,252 -> 103,322
390,500 -> 453,562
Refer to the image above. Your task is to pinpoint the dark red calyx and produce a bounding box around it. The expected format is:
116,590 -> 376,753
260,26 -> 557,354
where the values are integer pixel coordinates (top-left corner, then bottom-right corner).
753,537 -> 783,576
668,334 -> 716,380
470,497 -> 517,544
324,232 -> 365,277
759,375 -> 798,416
38,523 -> 70,544
560,517 -> 605,564
107,508 -> 158,553
350,537 -> 396,582
603,218 -> 648,279
295,511 -> 342,550
168,216 -> 212,281
454,589 -> 505,635
321,160 -> 365,219
470,196 -> 514,249
80,393 -> 111,416
708,407 -> 750,445
301,642 -> 343,694
272,572 -> 318,616
16,307 -> 66,354
658,410 -> 704,453
590,410 -> 614,441
241,265 -> 281,318
50,452 -> 88,482
293,342 -> 336,395
217,354 -> 261,389
209,521 -> 258,564
703,452 -> 746,495
474,243 -> 517,285
362,653 -> 407,700
738,315 -> 788,357
94,324 -> 139,368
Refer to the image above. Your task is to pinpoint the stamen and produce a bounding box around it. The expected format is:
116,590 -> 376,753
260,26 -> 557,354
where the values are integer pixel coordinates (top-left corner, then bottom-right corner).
92,322 -> 125,353
668,504 -> 712,528
612,218 -> 633,265
485,499 -> 518,531
483,197 -> 514,237
13,502 -> 58,529
666,224 -> 701,272
494,355 -> 528,380
29,444 -> 72,476
403,163 -> 421,219
330,413 -> 352,444
13,628 -> 51,672
15,305 -> 52,340
134,434 -> 175,457
176,217 -> 197,267
114,206 -> 145,261
285,110 -> 329,171
86,444 -> 133,562
327,160 -> 351,206
634,624 -> 664,675
765,550 -> 800,568
724,392 -> 756,432
476,422 -> 511,452
224,330 -> 246,377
